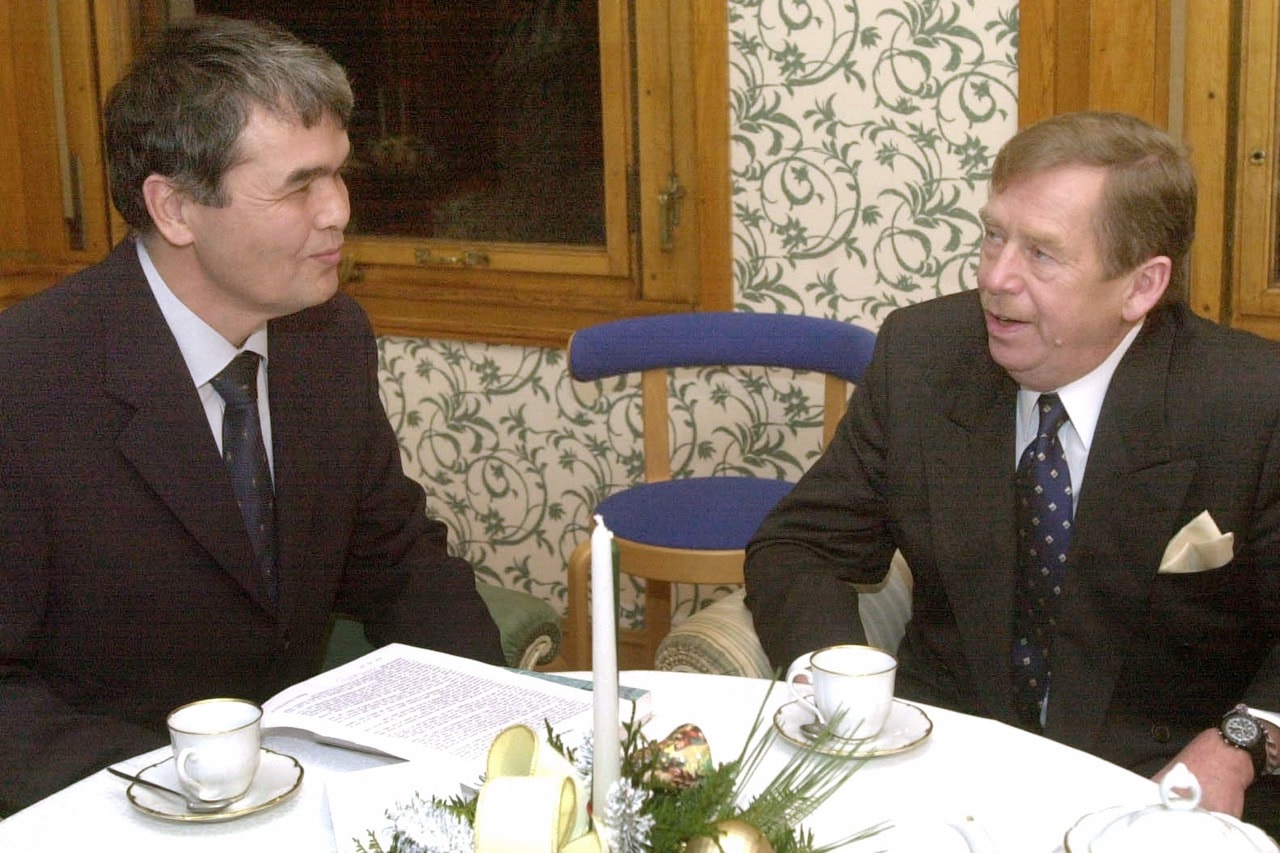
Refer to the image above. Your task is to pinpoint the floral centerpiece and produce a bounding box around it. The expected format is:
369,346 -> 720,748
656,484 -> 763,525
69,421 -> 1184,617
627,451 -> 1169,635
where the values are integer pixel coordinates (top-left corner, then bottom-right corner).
355,520 -> 882,852
353,694 -> 885,853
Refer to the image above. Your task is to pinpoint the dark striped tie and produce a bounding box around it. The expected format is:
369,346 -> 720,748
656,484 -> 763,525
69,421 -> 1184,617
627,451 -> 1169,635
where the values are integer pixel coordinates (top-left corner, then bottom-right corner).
1011,393 -> 1072,725
210,352 -> 278,602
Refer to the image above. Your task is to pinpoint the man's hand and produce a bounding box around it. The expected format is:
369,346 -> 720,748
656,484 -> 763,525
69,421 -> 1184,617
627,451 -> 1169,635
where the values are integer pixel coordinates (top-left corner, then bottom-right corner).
1153,728 -> 1254,816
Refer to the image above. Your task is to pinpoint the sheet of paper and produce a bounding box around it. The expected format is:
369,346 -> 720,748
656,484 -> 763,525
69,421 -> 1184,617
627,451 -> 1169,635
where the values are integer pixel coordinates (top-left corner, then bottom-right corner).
263,644 -> 622,767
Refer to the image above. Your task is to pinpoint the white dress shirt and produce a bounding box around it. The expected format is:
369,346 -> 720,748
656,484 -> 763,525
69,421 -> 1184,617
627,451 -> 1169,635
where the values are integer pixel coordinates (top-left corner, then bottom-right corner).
135,239 -> 274,474
1014,321 -> 1143,504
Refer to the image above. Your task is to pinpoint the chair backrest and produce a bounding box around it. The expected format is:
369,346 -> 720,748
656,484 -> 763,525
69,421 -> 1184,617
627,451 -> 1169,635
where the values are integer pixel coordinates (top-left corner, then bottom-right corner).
568,312 -> 877,481
568,312 -> 875,382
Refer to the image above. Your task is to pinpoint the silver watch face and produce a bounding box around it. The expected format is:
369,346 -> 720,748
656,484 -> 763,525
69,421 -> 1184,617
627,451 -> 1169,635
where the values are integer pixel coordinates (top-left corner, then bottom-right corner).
1224,714 -> 1262,746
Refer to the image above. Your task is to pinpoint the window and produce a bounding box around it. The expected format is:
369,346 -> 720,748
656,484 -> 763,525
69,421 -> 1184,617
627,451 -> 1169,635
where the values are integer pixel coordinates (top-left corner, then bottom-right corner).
174,0 -> 730,346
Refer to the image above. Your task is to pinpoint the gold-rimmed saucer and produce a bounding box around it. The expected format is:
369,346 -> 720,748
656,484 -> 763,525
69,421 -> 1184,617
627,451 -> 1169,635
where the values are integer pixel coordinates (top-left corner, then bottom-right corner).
123,747 -> 303,822
773,698 -> 932,758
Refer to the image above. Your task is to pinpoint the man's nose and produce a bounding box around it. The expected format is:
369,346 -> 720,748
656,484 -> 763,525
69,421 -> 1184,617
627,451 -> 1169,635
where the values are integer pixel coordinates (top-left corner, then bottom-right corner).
978,245 -> 1021,293
314,175 -> 350,231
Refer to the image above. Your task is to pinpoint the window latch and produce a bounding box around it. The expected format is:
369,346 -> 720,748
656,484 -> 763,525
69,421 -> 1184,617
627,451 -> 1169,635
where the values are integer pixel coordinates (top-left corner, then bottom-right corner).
658,173 -> 686,253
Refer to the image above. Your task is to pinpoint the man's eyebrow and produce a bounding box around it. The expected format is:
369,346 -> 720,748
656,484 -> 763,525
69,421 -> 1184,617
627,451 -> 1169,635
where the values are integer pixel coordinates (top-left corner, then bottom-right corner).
975,207 -> 1065,253
281,164 -> 333,189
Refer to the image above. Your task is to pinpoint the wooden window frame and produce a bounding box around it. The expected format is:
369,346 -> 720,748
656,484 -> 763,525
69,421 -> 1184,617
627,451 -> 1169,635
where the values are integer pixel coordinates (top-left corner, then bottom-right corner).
0,0 -> 132,306
1232,0 -> 1280,335
310,1 -> 732,348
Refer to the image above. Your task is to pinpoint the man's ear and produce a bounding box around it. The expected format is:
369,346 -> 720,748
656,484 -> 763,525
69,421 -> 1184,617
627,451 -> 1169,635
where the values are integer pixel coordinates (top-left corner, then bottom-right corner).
1122,255 -> 1171,322
141,174 -> 196,247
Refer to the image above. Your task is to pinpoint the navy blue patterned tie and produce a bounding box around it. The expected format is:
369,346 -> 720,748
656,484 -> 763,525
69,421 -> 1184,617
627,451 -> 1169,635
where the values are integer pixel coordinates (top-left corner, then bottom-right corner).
210,352 -> 277,602
1012,393 -> 1072,724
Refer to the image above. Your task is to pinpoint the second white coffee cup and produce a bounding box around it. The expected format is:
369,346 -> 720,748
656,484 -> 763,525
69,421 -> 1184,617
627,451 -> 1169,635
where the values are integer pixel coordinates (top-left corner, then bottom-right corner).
786,644 -> 897,740
167,697 -> 263,803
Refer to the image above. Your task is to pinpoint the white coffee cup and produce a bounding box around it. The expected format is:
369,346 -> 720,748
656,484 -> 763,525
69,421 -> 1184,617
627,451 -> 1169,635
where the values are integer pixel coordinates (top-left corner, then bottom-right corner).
167,698 -> 263,803
786,644 -> 897,739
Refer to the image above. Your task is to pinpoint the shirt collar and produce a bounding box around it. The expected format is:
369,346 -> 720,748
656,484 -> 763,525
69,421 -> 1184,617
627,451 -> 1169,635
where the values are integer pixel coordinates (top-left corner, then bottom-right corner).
136,239 -> 269,387
1018,320 -> 1143,453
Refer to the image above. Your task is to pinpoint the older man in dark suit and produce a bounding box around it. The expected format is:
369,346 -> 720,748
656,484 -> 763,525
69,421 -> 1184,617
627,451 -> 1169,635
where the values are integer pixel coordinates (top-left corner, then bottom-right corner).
746,111 -> 1280,828
0,16 -> 502,814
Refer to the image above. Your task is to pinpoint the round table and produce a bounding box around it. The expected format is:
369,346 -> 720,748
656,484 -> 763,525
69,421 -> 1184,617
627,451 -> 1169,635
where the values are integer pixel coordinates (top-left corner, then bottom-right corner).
0,671 -> 1159,851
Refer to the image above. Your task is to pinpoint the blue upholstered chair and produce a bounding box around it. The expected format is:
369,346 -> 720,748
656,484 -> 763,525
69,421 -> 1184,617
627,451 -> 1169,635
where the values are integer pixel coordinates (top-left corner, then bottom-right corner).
564,312 -> 876,669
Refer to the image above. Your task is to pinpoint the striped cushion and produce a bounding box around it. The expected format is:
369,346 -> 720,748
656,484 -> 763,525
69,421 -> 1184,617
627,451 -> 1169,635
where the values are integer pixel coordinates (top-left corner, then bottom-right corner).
853,550 -> 914,653
654,552 -> 914,677
654,589 -> 772,677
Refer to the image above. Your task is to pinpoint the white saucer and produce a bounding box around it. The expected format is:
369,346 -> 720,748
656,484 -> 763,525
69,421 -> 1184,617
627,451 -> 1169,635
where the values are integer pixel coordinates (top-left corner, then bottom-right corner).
124,747 -> 303,822
773,698 -> 932,758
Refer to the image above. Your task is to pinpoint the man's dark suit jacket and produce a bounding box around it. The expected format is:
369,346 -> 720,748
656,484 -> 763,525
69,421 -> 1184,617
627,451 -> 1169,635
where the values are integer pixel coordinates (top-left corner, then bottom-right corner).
746,290 -> 1280,779
0,240 -> 504,813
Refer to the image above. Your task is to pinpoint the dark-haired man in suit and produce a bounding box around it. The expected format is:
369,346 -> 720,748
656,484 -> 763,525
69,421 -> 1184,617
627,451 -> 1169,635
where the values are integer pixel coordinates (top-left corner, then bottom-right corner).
0,16 -> 502,814
746,111 -> 1280,830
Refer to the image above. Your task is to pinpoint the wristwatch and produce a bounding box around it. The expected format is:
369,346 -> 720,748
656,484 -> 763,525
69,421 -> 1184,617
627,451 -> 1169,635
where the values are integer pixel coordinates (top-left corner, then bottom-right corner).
1219,704 -> 1270,779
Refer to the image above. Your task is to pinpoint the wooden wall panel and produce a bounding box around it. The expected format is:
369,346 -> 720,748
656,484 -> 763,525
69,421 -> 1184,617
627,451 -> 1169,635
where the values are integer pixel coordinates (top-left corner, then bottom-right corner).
0,4 -> 28,261
1,2 -> 64,261
1019,0 -> 1172,128
1182,0 -> 1232,323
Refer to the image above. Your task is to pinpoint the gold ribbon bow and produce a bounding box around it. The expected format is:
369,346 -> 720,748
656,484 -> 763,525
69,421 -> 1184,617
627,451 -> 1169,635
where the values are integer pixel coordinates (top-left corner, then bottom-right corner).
474,725 -> 604,853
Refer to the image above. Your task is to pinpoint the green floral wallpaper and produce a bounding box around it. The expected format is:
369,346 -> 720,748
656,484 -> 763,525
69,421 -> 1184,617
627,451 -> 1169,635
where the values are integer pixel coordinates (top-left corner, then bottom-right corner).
377,0 -> 1019,624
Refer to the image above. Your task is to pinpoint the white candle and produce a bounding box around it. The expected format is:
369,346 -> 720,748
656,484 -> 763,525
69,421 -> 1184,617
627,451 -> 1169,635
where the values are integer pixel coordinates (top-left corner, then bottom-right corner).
590,514 -> 620,826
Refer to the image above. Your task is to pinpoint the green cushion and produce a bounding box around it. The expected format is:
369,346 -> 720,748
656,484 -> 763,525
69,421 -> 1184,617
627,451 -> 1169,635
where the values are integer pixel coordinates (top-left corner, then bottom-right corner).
321,582 -> 563,671
321,616 -> 374,671
477,581 -> 563,668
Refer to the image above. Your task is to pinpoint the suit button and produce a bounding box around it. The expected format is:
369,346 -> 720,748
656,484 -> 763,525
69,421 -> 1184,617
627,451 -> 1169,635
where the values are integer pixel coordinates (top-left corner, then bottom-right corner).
1151,724 -> 1171,743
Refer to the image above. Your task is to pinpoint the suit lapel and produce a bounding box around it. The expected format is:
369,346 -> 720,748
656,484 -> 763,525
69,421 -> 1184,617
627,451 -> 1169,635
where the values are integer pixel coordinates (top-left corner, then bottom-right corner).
99,244 -> 277,610
261,317 -> 321,622
927,358 -> 1022,715
1046,312 -> 1197,747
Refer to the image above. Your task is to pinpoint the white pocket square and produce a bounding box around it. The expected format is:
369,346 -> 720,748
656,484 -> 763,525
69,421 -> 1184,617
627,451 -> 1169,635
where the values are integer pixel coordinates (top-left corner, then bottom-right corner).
1158,510 -> 1234,574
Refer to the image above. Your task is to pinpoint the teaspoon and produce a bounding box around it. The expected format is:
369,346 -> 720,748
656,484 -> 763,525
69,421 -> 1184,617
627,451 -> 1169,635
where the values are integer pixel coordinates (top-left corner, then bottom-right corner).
107,765 -> 237,814
799,721 -> 872,743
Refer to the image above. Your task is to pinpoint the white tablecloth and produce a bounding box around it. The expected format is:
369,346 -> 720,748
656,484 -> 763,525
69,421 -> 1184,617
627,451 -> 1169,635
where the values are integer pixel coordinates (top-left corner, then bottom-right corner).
0,671 -> 1158,851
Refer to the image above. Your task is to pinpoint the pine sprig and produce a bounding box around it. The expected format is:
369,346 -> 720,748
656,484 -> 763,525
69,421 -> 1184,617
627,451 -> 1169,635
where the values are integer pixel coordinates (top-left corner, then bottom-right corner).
544,719 -> 576,765
434,792 -> 478,827
352,830 -> 391,853
644,759 -> 740,851
724,690 -> 877,851
624,684 -> 882,852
